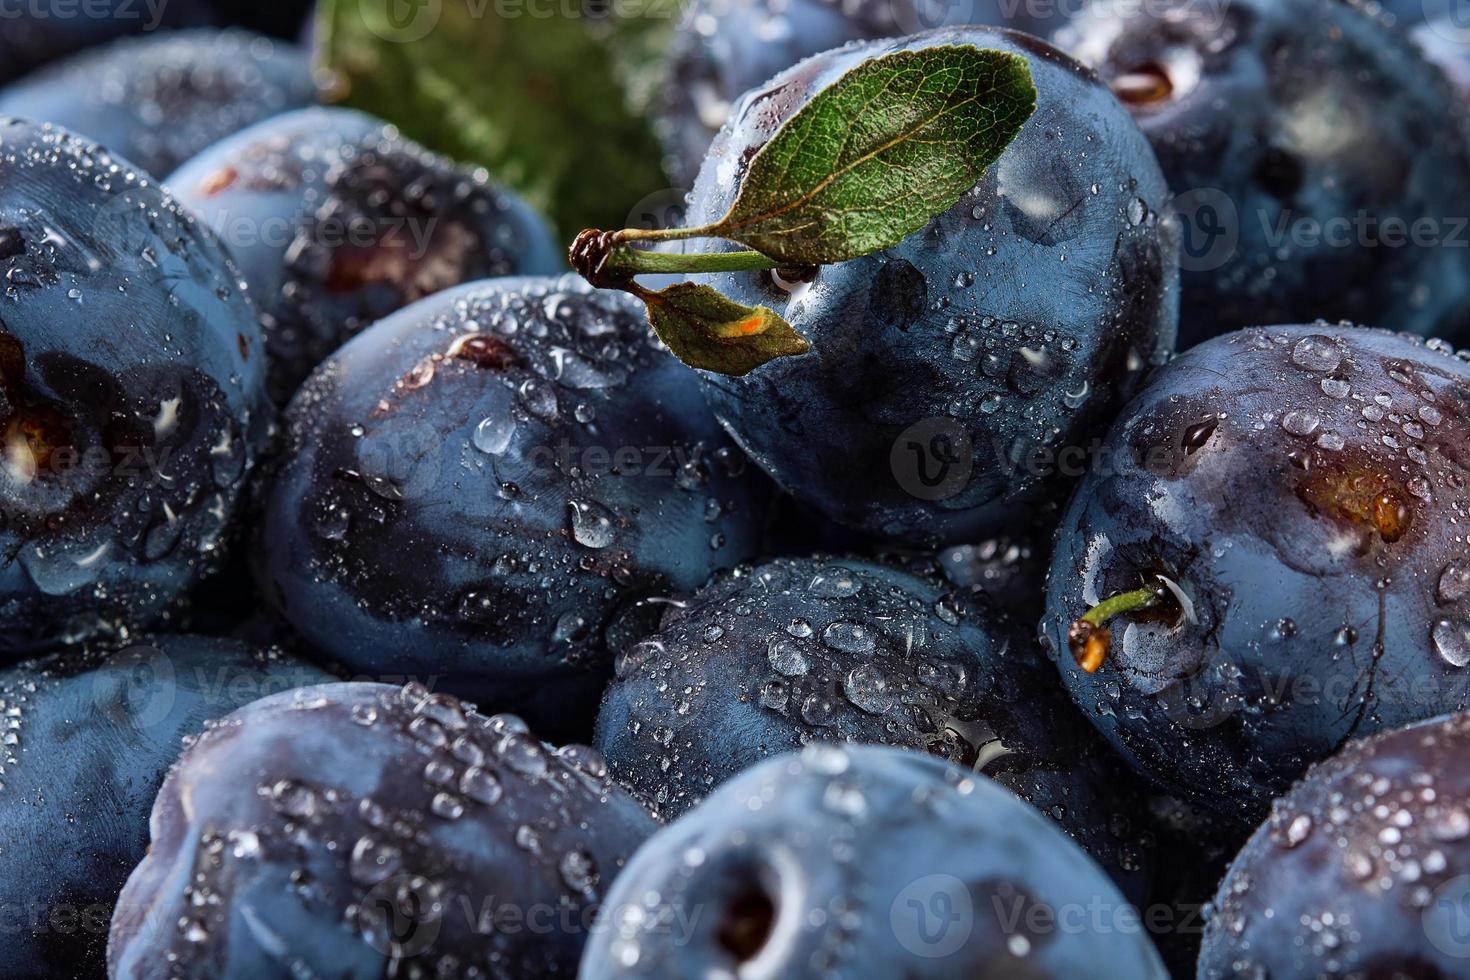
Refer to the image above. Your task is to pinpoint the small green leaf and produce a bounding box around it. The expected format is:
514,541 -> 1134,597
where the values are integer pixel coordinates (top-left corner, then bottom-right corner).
641,283 -> 810,376
709,45 -> 1037,265
316,0 -> 671,236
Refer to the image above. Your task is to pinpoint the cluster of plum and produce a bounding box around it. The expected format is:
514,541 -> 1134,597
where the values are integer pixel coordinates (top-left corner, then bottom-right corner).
0,0 -> 1468,977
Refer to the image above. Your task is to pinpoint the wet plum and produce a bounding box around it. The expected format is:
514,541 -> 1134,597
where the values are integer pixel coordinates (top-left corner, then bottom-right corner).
0,120 -> 270,654
251,276 -> 769,738
0,634 -> 330,978
1061,0 -> 1470,347
0,29 -> 313,180
594,555 -> 1155,898
1200,711 -> 1470,978
1042,324 -> 1470,819
580,744 -> 1168,979
685,28 -> 1178,545
108,681 -> 659,978
169,107 -> 563,402
0,0 -> 211,86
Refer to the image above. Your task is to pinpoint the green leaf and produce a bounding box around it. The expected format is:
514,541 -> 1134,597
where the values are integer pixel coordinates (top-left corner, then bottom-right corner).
315,0 -> 672,237
708,45 -> 1036,265
640,283 -> 810,376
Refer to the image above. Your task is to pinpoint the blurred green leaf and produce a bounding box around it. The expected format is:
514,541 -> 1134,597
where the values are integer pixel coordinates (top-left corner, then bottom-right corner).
317,0 -> 673,237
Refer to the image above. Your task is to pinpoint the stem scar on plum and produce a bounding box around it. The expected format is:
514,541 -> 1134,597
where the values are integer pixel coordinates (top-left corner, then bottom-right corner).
1068,576 -> 1183,673
1110,63 -> 1173,107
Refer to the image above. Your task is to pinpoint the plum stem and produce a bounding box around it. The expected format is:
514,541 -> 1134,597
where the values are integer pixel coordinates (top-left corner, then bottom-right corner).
605,246 -> 781,276
1067,584 -> 1161,674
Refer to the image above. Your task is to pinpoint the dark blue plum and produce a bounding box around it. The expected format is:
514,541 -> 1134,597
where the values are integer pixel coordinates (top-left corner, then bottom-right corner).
581,744 -> 1167,979
1060,0 -> 1470,348
252,276 -> 769,738
0,634 -> 331,979
1042,325 -> 1470,819
594,555 -> 1155,899
169,107 -> 563,403
1200,711 -> 1470,978
0,29 -> 313,181
0,120 -> 271,654
659,0 -> 1075,184
108,682 -> 659,979
931,531 -> 1050,617
685,28 -> 1178,546
0,0 -> 211,85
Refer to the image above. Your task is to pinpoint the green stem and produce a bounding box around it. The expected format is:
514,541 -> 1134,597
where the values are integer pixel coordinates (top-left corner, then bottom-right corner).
1080,586 -> 1160,627
605,245 -> 780,277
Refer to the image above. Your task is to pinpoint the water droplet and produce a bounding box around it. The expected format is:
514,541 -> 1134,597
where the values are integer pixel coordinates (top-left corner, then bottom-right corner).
568,499 -> 615,549
472,415 -> 516,455
1281,410 -> 1320,437
1439,563 -> 1470,605
560,848 -> 599,892
822,622 -> 876,656
767,638 -> 810,677
842,664 -> 892,715
1432,618 -> 1470,668
1291,336 -> 1342,373
808,569 -> 860,598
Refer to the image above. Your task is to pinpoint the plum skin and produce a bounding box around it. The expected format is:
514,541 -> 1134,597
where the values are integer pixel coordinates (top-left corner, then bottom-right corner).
251,276 -> 769,738
108,682 -> 659,979
0,634 -> 331,979
1199,711 -> 1470,978
169,107 -> 563,403
594,555 -> 1155,900
580,744 -> 1168,979
684,27 -> 1179,546
0,119 -> 271,654
0,29 -> 314,181
1061,0 -> 1470,348
1041,324 -> 1470,819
